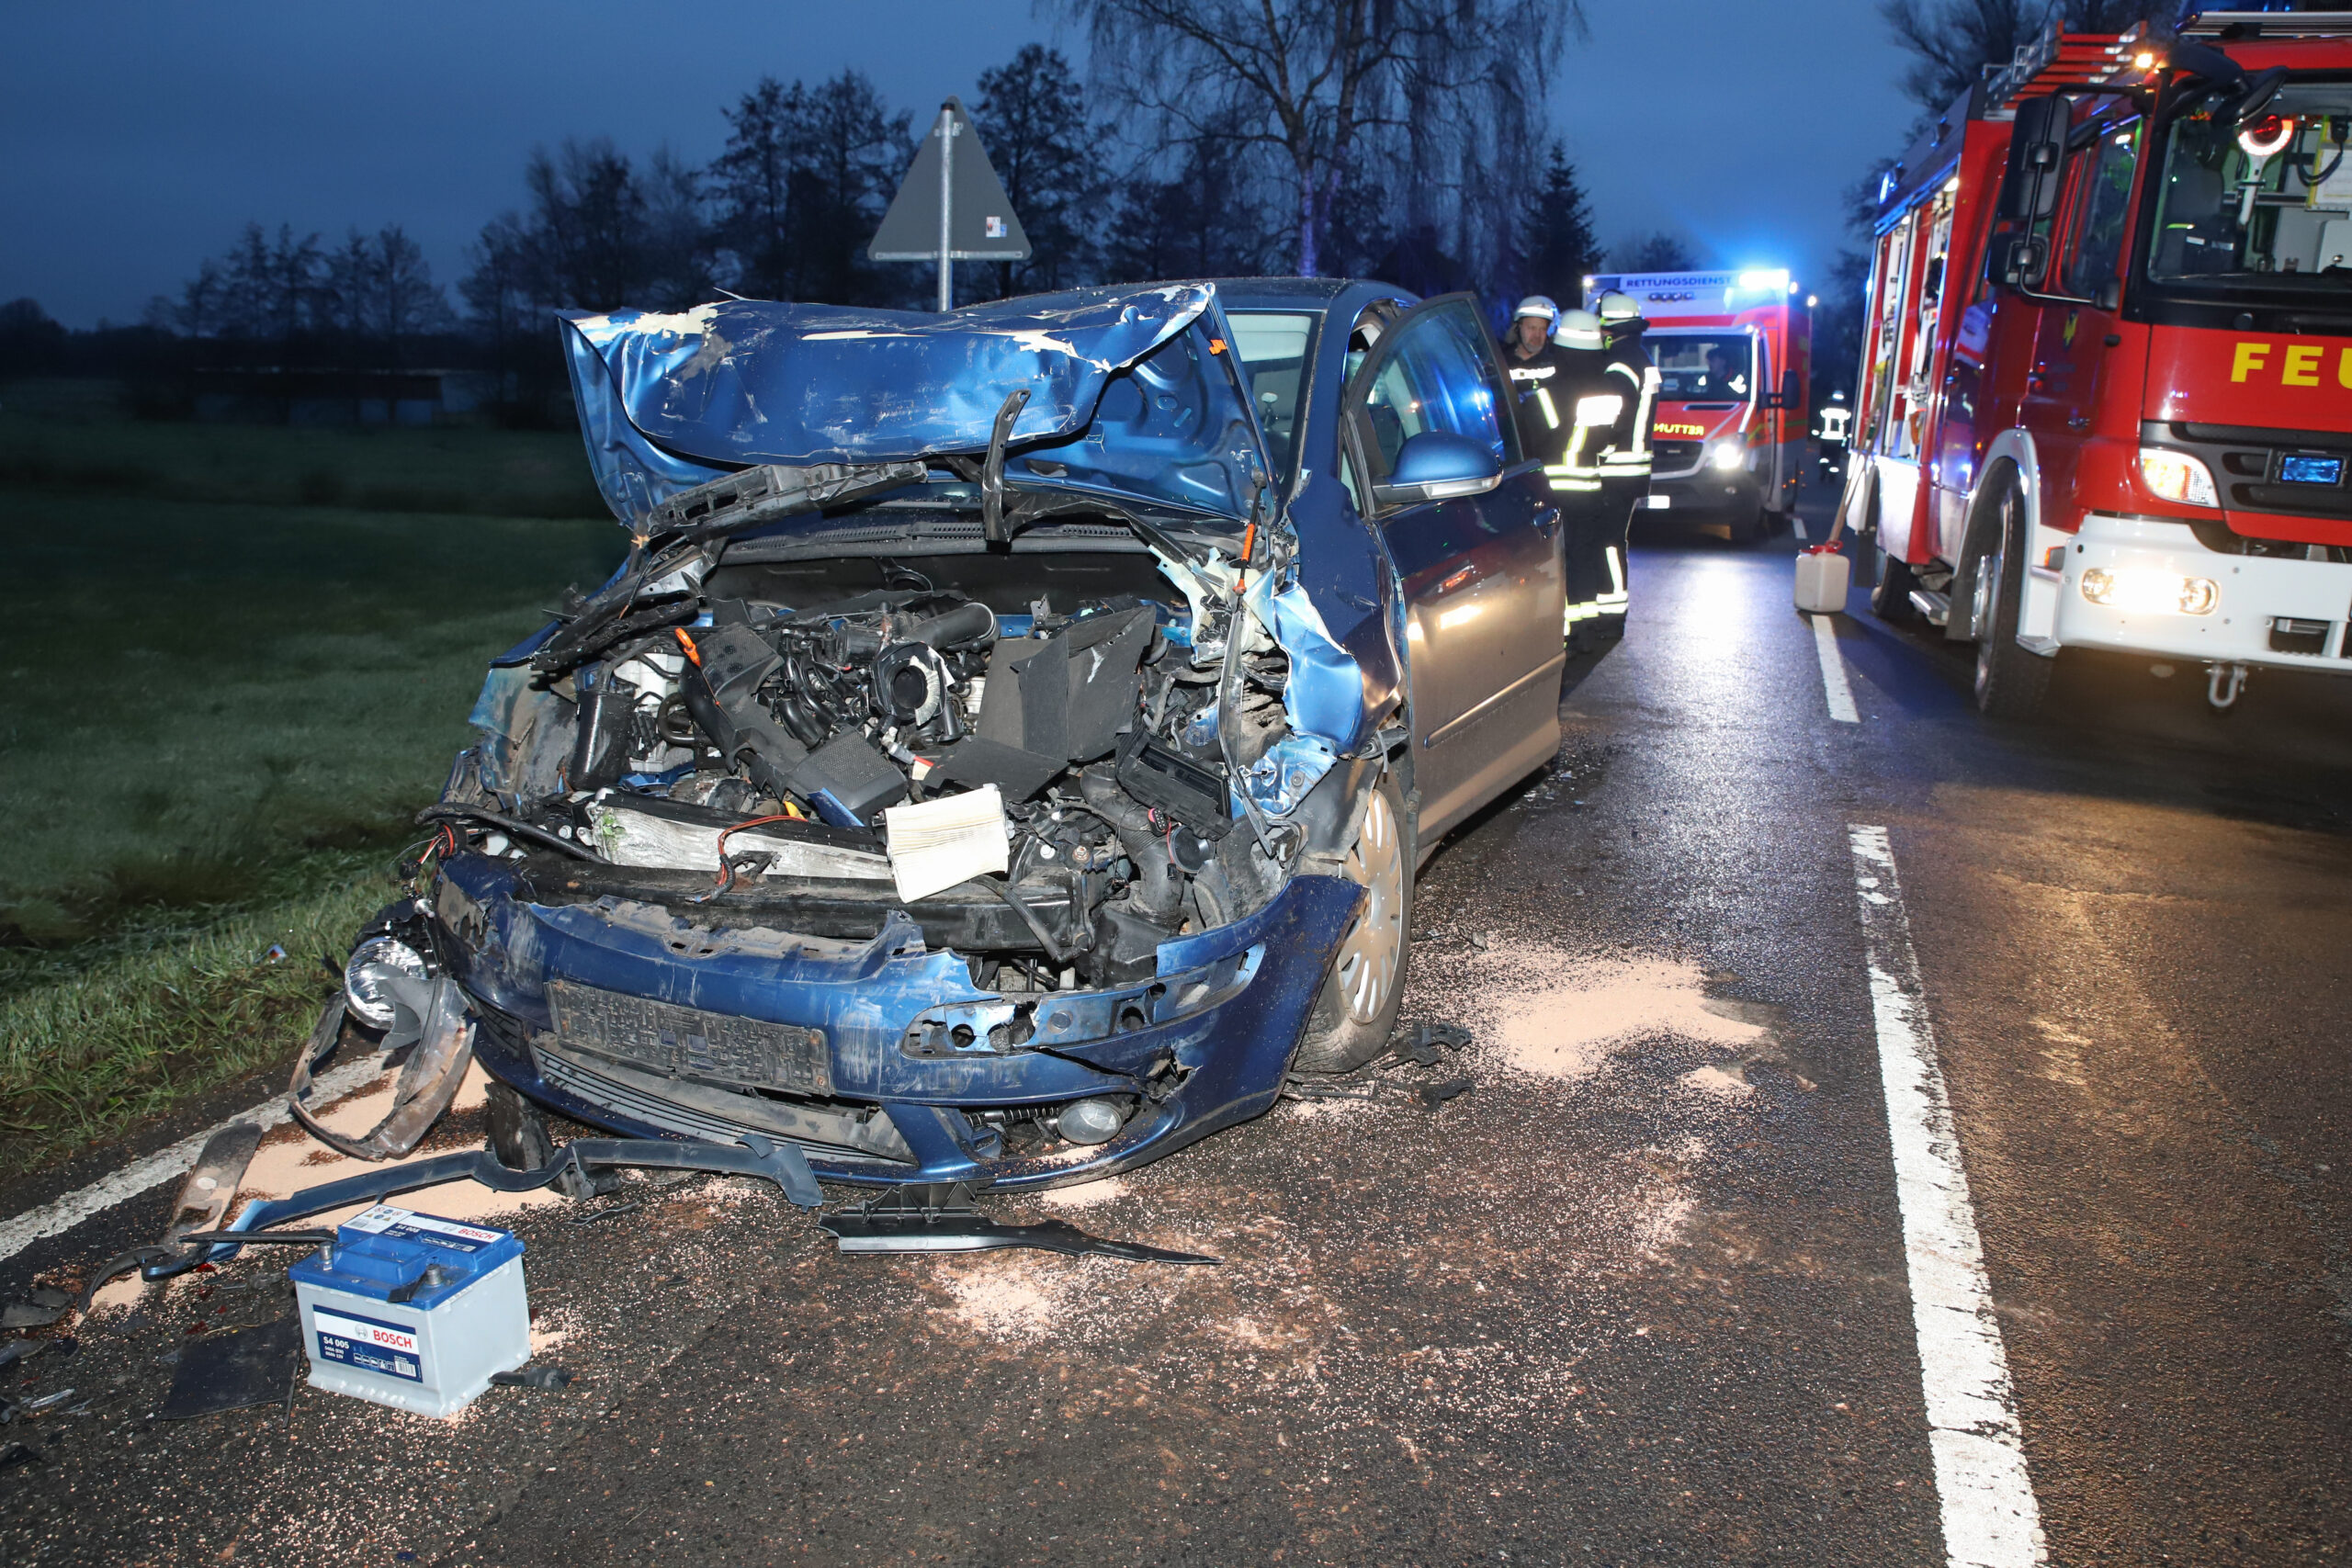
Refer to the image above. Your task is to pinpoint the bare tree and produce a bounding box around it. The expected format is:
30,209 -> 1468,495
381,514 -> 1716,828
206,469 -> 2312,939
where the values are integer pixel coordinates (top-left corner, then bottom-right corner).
975,44 -> 1102,296
1066,0 -> 1581,279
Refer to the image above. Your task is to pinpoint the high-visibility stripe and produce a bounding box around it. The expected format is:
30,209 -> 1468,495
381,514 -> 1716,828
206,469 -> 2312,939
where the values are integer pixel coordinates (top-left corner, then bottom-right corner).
1536,388 -> 1559,429
1604,546 -> 1626,599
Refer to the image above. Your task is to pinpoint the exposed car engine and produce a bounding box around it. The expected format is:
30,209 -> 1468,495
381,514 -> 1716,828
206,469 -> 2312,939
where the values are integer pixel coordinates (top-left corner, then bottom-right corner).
436,541 -> 1331,996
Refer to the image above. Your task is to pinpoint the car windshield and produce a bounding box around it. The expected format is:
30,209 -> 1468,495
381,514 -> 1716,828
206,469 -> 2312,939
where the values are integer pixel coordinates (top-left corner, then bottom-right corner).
2147,80 -> 2352,295
1650,333 -> 1753,401
1228,311 -> 1316,479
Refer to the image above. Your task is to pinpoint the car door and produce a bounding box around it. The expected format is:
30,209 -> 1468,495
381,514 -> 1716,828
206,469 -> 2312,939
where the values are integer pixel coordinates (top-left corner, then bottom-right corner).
1340,294 -> 1565,843
2020,110 -> 2141,530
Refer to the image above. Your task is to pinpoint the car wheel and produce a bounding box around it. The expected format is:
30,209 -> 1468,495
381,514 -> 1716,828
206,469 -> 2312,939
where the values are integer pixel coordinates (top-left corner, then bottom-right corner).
1972,475 -> 2052,721
1728,508 -> 1764,546
1291,773 -> 1413,1074
486,1078 -> 605,1198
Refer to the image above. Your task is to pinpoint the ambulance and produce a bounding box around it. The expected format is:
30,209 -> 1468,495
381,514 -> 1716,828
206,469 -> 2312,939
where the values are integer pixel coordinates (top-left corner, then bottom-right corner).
1586,268 -> 1813,542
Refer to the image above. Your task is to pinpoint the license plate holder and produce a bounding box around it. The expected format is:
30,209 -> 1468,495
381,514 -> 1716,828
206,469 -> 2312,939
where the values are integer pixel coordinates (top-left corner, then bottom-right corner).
546,981 -> 831,1095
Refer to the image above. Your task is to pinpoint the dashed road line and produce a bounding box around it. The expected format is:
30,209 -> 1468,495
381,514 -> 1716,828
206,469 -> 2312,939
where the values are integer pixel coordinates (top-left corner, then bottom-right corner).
1850,825 -> 2047,1568
1792,517 -> 1809,540
1813,612 -> 1860,723
0,1055 -> 382,1267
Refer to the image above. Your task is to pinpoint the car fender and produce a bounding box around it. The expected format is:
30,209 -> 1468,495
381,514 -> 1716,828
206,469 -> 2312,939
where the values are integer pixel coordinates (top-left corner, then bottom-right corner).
1282,468 -> 1404,742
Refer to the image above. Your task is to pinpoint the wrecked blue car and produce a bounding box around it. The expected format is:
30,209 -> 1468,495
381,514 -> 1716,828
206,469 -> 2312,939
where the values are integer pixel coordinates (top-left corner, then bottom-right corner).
320,280 -> 1568,1189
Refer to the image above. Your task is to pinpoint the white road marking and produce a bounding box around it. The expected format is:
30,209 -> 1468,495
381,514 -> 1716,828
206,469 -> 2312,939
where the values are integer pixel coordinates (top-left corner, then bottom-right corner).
1849,825 -> 2047,1568
1812,612 -> 1860,723
0,1055 -> 384,1266
1792,517 -> 1809,540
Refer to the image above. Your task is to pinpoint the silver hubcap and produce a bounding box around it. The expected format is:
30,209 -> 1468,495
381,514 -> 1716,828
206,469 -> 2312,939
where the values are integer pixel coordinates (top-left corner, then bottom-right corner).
1330,788 -> 1405,1024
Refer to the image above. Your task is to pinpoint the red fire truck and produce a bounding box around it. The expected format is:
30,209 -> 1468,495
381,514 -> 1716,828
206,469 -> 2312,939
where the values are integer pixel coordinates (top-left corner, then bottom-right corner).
1587,268 -> 1812,542
1844,12 -> 2352,716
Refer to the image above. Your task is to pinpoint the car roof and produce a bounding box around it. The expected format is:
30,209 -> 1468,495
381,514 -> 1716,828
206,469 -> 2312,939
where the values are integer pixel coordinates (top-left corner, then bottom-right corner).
1205,276 -> 1415,316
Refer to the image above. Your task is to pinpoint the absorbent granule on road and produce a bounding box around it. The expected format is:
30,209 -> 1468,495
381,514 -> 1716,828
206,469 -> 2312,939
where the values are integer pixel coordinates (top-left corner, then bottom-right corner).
1462,944 -> 1769,1081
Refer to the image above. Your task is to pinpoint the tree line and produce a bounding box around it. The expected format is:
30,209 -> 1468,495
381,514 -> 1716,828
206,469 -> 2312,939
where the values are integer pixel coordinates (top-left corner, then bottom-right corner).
6,16 -> 1653,420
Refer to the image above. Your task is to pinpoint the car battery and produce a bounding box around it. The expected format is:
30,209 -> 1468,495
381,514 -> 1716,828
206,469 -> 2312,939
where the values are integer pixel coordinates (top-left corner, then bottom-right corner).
288,1204 -> 529,1418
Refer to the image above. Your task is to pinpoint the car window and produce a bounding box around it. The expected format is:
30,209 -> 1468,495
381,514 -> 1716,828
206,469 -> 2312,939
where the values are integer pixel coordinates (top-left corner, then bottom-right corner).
1356,301 -> 1514,482
1228,311 -> 1316,479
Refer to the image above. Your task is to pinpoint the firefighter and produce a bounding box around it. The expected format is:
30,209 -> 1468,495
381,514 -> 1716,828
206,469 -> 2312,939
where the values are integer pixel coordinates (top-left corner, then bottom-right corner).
1500,295 -> 1568,455
1589,290 -> 1657,641
1542,307 -> 1617,650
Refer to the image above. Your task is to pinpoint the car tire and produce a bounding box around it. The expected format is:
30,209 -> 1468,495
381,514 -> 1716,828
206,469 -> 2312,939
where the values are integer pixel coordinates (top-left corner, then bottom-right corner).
1728,508 -> 1764,546
1291,773 -> 1413,1075
486,1078 -> 605,1198
1972,474 -> 2053,721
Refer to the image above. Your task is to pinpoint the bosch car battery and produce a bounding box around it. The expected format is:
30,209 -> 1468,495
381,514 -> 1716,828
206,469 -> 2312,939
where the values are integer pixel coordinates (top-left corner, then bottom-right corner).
288,1205 -> 529,1417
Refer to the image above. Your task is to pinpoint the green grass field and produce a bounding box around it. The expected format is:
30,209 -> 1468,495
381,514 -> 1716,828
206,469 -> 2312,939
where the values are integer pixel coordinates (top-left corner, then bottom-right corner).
0,390 -> 622,1174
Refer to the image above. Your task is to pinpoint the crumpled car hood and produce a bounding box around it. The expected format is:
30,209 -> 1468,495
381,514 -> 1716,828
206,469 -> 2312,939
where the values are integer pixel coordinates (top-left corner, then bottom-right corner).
560,283 -> 1268,528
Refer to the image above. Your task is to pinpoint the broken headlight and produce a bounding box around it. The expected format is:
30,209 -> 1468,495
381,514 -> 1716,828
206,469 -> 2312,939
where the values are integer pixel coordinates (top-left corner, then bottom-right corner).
344,936 -> 427,1029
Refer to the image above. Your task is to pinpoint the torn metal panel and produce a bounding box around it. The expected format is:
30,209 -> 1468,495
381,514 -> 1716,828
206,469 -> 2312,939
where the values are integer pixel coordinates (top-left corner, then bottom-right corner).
287,980 -> 474,1162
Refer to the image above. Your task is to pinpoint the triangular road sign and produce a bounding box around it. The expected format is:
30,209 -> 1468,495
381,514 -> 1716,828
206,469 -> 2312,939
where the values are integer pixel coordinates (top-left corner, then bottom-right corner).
871,96 -> 1032,264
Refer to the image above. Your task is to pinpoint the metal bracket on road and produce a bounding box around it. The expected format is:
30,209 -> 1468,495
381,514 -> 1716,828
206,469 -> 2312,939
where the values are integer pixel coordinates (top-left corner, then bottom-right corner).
107,1134 -> 820,1290
819,1182 -> 1217,1264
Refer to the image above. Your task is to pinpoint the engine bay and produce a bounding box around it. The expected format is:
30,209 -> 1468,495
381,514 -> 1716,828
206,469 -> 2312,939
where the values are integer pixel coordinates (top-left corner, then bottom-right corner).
439,522 -> 1357,995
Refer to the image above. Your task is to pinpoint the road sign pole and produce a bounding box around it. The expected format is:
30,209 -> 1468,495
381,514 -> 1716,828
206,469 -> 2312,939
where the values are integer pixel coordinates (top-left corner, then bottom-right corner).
935,106 -> 955,311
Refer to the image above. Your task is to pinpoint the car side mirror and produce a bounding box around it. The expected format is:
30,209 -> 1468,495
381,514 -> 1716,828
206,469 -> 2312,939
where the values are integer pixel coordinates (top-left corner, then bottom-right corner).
1762,368 -> 1803,411
1372,430 -> 1503,507
1988,229 -> 2051,293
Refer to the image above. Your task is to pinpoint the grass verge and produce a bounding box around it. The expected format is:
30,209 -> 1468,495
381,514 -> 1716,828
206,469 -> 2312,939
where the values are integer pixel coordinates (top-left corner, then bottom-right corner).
0,853 -> 395,1179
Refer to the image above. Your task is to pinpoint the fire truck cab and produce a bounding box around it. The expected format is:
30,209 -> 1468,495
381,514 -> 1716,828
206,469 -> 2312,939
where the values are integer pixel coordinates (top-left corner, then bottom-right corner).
1589,268 -> 1812,542
1847,12 -> 2352,716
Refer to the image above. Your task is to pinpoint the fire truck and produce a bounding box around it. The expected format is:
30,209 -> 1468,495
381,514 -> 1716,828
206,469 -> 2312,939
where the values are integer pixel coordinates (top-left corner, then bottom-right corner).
1844,11 -> 2352,716
1587,268 -> 1812,542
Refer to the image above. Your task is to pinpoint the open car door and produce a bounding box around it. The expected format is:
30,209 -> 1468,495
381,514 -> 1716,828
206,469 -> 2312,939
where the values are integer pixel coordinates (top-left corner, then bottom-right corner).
1338,292 -> 1566,843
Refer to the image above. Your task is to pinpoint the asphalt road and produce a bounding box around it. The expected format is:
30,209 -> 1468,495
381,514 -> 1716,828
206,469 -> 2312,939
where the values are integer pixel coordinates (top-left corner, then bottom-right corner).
5,479 -> 2351,1566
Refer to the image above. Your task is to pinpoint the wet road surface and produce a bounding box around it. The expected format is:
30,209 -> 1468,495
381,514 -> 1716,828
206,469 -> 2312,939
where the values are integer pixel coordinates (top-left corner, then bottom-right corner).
5,487 -> 2351,1565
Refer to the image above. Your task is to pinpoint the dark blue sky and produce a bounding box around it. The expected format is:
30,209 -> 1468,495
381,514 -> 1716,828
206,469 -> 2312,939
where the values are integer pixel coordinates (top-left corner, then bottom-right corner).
1,1 -> 1917,328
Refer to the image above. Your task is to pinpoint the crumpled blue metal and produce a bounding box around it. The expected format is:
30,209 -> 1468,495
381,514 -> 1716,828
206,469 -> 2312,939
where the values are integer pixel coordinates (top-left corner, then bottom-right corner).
560,284 -> 1266,527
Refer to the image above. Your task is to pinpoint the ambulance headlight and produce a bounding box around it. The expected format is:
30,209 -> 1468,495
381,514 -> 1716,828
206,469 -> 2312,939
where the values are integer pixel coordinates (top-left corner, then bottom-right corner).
2079,567 -> 2218,616
344,937 -> 427,1029
2138,447 -> 2219,508
1708,441 -> 1746,471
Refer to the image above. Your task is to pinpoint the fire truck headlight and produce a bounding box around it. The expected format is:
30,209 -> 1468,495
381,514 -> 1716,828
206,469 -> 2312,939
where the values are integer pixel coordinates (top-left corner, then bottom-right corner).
2139,447 -> 2220,508
2079,567 -> 2219,616
1708,441 -> 1746,472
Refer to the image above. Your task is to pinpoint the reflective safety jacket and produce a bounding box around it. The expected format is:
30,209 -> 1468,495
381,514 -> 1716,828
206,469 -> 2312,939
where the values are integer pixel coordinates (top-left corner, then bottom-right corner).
1545,339 -> 1657,496
1500,341 -> 1573,457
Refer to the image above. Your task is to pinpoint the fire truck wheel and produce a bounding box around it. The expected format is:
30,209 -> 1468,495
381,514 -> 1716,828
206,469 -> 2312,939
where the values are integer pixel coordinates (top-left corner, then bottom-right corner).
1972,476 -> 2052,720
1868,525 -> 1916,621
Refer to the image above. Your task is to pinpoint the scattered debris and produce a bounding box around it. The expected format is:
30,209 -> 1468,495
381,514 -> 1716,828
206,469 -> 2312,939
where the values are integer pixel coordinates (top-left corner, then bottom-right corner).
163,1122 -> 266,1246
17,1390 -> 77,1416
1418,1077 -> 1476,1107
490,1364 -> 573,1390
566,1201 -> 645,1227
288,984 -> 475,1161
820,1183 -> 1216,1264
1390,1021 -> 1473,1067
157,1318 -> 301,1422
1,1287 -> 70,1330
0,1441 -> 39,1471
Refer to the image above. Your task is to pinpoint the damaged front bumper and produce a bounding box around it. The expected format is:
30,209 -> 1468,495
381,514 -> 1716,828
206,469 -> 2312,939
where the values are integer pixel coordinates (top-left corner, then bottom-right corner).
435,852 -> 1362,1189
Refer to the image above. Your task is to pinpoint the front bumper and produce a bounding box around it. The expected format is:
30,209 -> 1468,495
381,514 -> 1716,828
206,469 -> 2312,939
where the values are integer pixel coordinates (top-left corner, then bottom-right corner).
2045,513 -> 2352,671
432,853 -> 1363,1189
1643,466 -> 1761,518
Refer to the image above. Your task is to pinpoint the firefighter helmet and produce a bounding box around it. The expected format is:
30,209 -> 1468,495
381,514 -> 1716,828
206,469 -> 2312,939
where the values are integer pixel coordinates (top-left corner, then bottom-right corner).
1553,308 -> 1605,352
1595,291 -> 1647,332
1513,295 -> 1561,326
